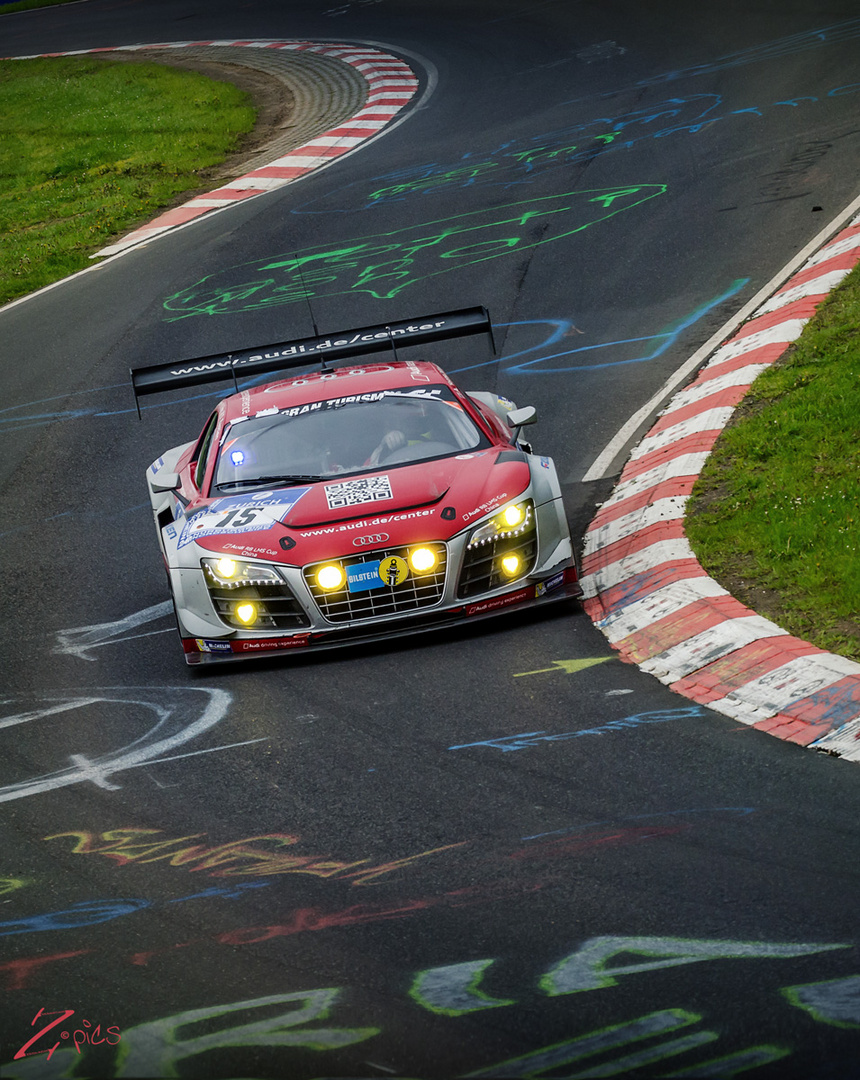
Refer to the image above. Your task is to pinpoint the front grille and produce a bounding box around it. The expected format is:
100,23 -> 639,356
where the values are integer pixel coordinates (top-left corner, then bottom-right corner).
207,582 -> 311,631
457,532 -> 538,598
304,543 -> 447,623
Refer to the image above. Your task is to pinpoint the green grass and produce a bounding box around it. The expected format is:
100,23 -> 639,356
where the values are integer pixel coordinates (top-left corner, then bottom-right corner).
0,55 -> 256,303
686,262 -> 860,660
0,0 -> 75,12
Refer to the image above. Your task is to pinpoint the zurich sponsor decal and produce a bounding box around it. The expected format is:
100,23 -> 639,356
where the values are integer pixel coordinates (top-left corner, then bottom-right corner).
177,489 -> 309,548
353,533 -> 389,547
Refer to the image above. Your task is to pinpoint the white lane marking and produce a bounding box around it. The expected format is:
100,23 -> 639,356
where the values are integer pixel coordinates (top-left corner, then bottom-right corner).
581,190 -> 860,481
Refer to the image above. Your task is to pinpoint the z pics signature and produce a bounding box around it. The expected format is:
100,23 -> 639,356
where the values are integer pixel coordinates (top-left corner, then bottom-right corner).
14,1008 -> 121,1061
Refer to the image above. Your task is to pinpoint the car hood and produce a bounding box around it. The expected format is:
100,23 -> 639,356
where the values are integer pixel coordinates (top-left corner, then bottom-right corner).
186,449 -> 531,561
283,451 -> 524,526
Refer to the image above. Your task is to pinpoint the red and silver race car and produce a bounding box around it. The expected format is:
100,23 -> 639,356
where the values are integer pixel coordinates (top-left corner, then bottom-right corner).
133,308 -> 581,664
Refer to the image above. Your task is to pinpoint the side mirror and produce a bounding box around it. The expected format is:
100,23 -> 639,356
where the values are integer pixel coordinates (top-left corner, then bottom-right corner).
506,406 -> 537,429
506,406 -> 537,442
151,471 -> 180,493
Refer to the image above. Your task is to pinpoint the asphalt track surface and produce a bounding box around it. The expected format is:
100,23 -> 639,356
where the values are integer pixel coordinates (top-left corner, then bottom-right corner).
2,3 -> 860,1077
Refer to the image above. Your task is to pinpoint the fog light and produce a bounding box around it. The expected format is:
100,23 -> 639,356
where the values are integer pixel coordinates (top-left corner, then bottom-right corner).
317,564 -> 345,590
409,547 -> 437,573
501,554 -> 521,577
235,602 -> 258,625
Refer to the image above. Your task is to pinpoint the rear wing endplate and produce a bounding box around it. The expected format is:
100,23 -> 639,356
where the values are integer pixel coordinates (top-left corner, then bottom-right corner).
131,306 -> 495,407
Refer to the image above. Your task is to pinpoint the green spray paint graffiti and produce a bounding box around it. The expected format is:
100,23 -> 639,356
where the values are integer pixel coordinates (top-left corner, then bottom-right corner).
162,186 -> 666,321
782,975 -> 860,1030
0,877 -> 27,895
3,991 -> 378,1079
114,989 -> 378,1077
540,935 -> 847,995
463,1010 -> 716,1078
409,959 -> 516,1016
358,129 -> 624,207
2,936 -> 855,1077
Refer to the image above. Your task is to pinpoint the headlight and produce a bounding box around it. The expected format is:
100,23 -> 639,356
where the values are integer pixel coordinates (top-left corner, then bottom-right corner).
316,563 -> 345,591
466,499 -> 535,549
201,558 -> 282,588
409,546 -> 437,573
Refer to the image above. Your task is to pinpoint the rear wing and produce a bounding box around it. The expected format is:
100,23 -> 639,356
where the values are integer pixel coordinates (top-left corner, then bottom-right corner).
131,306 -> 495,407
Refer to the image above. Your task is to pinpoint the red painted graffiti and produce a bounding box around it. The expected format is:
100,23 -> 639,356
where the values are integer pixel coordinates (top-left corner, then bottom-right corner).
1,877 -> 544,988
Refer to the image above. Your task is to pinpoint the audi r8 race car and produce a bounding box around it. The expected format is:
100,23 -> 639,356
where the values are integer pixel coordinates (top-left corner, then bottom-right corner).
133,308 -> 581,665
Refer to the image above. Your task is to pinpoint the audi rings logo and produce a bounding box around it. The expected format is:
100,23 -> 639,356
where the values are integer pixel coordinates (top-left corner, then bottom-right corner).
353,533 -> 389,547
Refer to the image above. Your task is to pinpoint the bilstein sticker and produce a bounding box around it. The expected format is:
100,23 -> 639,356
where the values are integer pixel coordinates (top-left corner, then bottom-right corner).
378,556 -> 409,586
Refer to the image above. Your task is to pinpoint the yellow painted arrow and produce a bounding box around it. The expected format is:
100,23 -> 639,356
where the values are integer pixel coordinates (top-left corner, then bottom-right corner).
514,657 -> 613,678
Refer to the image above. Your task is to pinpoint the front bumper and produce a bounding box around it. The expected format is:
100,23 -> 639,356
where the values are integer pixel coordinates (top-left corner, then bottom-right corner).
170,494 -> 580,665
182,565 -> 581,664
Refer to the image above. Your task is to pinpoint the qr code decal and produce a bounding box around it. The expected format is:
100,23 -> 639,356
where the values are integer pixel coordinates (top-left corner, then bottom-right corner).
325,475 -> 393,510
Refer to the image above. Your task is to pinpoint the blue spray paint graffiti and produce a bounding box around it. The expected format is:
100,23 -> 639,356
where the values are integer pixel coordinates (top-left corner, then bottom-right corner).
599,17 -> 860,93
0,885 -> 271,937
292,75 -> 860,215
0,280 -> 748,440
449,707 -> 706,753
450,279 -> 749,376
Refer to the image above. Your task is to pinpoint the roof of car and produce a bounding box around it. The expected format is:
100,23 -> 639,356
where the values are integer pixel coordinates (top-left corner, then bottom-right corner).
219,359 -> 457,422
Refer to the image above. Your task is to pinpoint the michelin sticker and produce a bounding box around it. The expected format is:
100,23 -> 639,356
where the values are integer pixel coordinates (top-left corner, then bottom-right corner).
535,570 -> 565,597
196,638 -> 233,653
177,489 -> 309,548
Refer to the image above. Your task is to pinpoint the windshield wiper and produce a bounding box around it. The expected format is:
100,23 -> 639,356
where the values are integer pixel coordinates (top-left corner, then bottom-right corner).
217,474 -> 327,489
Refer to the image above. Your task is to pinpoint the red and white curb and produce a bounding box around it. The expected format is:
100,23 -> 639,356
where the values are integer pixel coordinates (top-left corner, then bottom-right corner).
581,210 -> 860,762
15,40 -> 418,256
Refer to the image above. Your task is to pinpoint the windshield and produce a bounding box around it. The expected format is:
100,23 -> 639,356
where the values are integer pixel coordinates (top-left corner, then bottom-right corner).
212,387 -> 488,491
